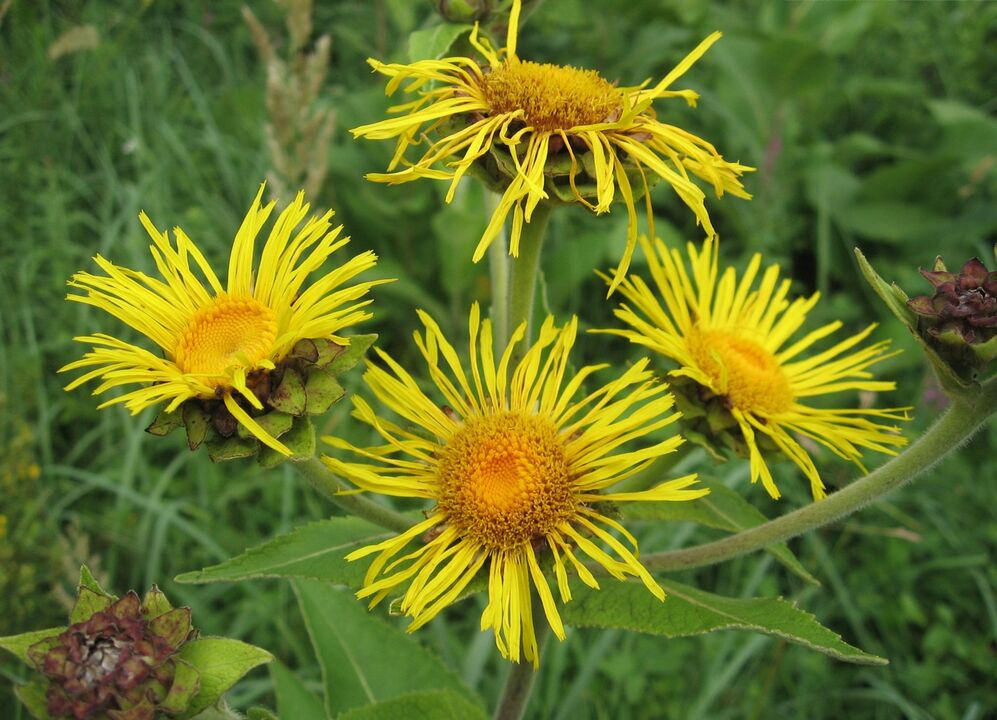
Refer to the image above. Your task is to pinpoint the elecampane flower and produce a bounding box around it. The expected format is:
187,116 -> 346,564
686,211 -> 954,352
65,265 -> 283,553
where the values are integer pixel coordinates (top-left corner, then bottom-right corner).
324,304 -> 707,665
601,236 -> 910,499
62,185 -> 386,454
352,0 -> 751,292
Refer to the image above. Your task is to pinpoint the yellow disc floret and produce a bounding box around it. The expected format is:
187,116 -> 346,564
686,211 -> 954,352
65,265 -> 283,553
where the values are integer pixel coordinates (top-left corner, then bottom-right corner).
437,411 -> 574,550
481,60 -> 622,132
687,328 -> 794,414
174,295 -> 277,382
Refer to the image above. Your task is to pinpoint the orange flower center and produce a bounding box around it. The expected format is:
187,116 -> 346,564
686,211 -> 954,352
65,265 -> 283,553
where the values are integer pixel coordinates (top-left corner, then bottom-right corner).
174,295 -> 277,385
437,412 -> 574,550
481,60 -> 622,132
687,328 -> 794,415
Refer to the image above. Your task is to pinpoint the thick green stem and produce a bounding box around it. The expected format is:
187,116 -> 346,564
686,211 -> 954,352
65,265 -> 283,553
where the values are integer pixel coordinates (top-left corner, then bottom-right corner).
641,379 -> 997,572
488,192 -> 511,351
291,456 -> 414,533
493,595 -> 549,720
507,203 -> 553,357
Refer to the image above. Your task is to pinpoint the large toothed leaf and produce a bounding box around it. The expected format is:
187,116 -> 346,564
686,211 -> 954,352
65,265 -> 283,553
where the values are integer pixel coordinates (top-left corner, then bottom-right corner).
562,579 -> 886,665
270,661 -> 328,720
176,638 -> 272,718
293,580 -> 478,717
337,690 -> 489,720
623,479 -> 819,585
0,628 -> 65,665
173,516 -> 395,588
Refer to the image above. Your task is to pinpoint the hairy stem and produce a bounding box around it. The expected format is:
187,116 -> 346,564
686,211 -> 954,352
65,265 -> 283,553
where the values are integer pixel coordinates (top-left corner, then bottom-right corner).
493,596 -> 550,720
488,191 -> 511,351
507,203 -> 553,357
641,378 -> 997,572
292,456 -> 414,532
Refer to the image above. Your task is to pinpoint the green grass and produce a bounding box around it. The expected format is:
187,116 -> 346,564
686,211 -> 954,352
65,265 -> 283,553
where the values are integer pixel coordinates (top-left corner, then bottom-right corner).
1,0 -> 994,718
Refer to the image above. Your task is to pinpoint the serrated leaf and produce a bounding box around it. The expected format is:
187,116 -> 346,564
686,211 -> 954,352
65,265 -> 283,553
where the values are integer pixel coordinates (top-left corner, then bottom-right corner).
146,408 -> 183,436
270,368 -> 307,415
258,416 -> 316,467
337,689 -> 489,720
855,247 -> 973,392
408,23 -> 472,62
173,516 -> 394,588
183,404 -> 211,450
293,580 -> 477,717
623,480 -> 819,585
562,579 -> 887,665
271,661 -> 327,720
0,627 -> 64,665
14,677 -> 53,720
327,334 -> 377,375
304,370 -> 345,415
176,638 -> 272,718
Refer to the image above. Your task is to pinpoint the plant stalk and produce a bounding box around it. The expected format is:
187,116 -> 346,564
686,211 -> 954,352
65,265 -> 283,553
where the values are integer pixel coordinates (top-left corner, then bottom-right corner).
291,456 -> 414,533
493,595 -> 550,720
488,191 -> 511,351
641,378 -> 997,572
506,203 -> 553,357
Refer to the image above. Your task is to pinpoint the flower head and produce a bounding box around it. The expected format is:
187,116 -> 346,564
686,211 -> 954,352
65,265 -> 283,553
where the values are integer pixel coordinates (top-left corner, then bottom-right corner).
324,304 -> 707,666
29,591 -> 193,720
600,237 -> 910,499
61,185 -> 387,455
352,0 -> 751,293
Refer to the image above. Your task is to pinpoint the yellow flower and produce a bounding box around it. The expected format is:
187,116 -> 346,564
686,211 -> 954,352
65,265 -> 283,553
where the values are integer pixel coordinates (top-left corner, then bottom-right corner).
324,303 -> 707,665
600,236 -> 911,499
62,185 -> 387,454
352,0 -> 751,293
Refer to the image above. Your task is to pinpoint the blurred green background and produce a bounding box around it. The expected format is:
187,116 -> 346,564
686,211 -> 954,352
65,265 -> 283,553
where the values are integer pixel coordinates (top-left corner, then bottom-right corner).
1,0 -> 995,718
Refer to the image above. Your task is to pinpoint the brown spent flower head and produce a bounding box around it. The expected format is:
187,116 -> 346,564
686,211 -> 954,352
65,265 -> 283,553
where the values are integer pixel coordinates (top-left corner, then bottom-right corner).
29,592 -> 193,720
908,256 -> 997,345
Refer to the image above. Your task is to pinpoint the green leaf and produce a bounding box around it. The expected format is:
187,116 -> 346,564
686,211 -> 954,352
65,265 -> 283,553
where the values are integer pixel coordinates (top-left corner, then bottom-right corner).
327,334 -> 378,376
0,627 -> 64,665
623,480 -> 819,585
183,404 -> 212,450
70,586 -> 114,624
293,580 -> 477,717
408,23 -> 473,62
337,690 -> 489,720
271,661 -> 328,720
14,677 -> 54,720
173,516 -> 394,588
206,434 -> 258,462
562,579 -> 887,665
838,202 -> 944,243
237,411 -> 293,441
855,247 -> 972,393
176,638 -> 273,718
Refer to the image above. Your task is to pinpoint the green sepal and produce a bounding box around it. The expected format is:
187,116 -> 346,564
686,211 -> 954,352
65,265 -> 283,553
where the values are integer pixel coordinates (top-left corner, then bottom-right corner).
304,369 -> 346,415
269,368 -> 307,415
236,410 -> 293,441
149,607 -> 193,648
183,404 -> 212,451
247,709 -> 279,720
326,334 -> 378,375
14,677 -> 54,720
107,698 -> 156,720
258,416 -> 315,468
141,585 -> 173,619
69,586 -> 115,624
79,564 -> 111,597
159,658 -> 201,714
146,408 -> 183,437
855,248 -> 975,394
0,627 -> 65,665
175,638 -> 273,718
205,434 -> 258,462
